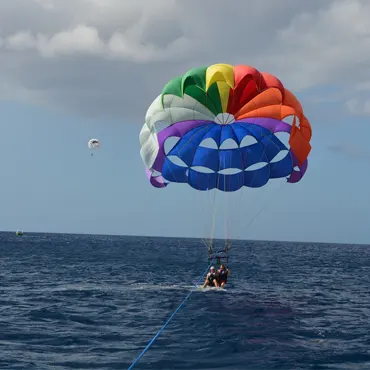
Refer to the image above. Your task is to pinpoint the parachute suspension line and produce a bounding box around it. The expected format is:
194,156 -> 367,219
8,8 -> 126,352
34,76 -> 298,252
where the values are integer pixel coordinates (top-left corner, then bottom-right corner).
173,123 -> 216,254
227,157 -> 247,250
204,92 -> 214,255
162,122 -> 212,252
208,130 -> 286,251
202,188 -> 212,254
202,187 -> 216,255
225,155 -> 233,252
219,127 -> 282,252
127,248 -> 224,370
235,178 -> 288,240
208,169 -> 222,255
205,128 -> 224,256
201,171 -> 220,255
223,156 -> 228,250
226,185 -> 234,252
233,130 -> 286,238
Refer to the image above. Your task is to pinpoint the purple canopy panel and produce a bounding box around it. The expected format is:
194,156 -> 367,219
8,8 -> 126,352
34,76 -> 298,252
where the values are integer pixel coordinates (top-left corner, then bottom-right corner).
237,117 -> 292,134
145,116 -> 308,186
152,120 -> 213,173
152,117 -> 292,174
145,168 -> 167,188
287,152 -> 308,183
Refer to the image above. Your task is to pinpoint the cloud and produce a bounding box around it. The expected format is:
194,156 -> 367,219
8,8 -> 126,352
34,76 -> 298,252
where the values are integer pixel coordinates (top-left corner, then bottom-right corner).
0,0 -> 369,119
271,1 -> 370,87
345,98 -> 370,116
5,27 -> 106,58
4,24 -> 193,61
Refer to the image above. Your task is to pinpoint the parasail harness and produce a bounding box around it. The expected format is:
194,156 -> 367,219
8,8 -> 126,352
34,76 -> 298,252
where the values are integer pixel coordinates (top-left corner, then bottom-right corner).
206,239 -> 230,269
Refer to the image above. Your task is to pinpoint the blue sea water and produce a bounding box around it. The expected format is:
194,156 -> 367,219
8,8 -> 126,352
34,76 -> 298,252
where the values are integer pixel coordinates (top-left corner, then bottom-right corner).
1,232 -> 370,370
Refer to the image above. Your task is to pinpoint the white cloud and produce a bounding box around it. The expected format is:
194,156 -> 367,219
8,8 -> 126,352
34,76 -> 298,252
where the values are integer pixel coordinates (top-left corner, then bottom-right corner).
6,26 -> 106,57
272,0 -> 370,89
346,98 -> 370,116
33,0 -> 57,10
0,0 -> 369,117
6,31 -> 37,50
4,0 -> 196,61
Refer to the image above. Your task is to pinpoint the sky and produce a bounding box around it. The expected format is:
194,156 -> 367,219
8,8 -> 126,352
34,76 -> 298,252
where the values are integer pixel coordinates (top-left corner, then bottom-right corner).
0,0 -> 370,244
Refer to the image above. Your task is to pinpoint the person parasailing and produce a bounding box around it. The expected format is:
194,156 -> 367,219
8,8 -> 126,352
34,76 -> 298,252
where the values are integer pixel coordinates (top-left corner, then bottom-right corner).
139,63 -> 312,286
217,264 -> 230,288
203,266 -> 219,288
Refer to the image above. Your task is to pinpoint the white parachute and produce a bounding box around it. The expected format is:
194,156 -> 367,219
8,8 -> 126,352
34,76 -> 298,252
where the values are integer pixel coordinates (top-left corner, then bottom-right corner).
88,138 -> 100,156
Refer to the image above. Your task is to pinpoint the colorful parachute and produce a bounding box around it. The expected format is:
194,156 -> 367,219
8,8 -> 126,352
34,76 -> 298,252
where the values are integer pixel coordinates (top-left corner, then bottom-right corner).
88,138 -> 100,156
139,64 -> 312,191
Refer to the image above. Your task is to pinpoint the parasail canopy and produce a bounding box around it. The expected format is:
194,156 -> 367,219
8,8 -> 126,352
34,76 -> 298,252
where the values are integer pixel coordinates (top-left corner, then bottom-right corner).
139,63 -> 312,192
88,138 -> 100,149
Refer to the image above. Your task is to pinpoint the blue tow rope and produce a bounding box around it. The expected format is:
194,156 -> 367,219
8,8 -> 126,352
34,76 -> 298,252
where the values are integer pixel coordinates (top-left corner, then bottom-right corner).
127,251 -> 222,369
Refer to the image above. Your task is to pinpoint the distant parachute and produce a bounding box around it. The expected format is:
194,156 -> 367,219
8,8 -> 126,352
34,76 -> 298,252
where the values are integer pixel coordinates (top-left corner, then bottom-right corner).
88,138 -> 100,156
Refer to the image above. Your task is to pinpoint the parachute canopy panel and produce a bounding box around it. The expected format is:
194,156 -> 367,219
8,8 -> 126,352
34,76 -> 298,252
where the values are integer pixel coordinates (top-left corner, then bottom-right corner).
88,139 -> 100,149
139,63 -> 312,192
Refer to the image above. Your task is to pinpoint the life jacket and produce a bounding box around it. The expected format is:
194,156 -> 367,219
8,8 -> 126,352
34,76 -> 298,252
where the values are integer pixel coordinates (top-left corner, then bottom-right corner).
207,272 -> 217,284
218,269 -> 228,282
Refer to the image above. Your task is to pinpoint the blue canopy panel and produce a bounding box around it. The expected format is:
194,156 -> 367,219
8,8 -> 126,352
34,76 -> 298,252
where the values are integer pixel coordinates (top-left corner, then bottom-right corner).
161,122 -> 294,191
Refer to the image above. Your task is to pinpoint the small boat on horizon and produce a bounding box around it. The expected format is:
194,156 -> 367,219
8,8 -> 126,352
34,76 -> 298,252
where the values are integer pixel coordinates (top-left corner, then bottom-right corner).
16,229 -> 24,236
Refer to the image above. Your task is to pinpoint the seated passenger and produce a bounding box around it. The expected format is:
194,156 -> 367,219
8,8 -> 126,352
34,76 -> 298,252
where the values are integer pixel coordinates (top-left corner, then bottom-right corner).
217,264 -> 229,287
203,266 -> 219,288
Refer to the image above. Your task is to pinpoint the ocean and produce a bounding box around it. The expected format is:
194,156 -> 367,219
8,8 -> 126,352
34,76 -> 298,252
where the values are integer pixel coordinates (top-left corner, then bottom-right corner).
0,232 -> 369,370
